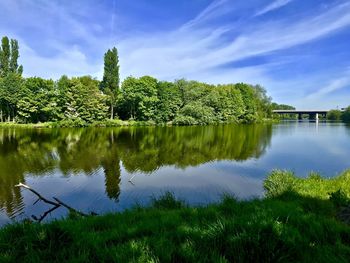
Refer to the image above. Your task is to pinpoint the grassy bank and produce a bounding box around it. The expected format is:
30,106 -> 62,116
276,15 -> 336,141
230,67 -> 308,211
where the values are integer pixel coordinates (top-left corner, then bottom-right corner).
0,118 -> 277,128
0,119 -> 156,128
1,170 -> 350,262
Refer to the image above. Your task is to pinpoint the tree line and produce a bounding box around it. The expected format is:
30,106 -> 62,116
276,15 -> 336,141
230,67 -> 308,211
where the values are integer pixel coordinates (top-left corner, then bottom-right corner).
327,108 -> 350,122
0,36 -> 284,125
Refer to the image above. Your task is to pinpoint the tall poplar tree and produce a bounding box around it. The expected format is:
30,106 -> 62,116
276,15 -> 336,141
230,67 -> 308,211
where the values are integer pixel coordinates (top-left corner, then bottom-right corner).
100,47 -> 119,119
10,39 -> 23,75
0,36 -> 10,77
0,36 -> 23,77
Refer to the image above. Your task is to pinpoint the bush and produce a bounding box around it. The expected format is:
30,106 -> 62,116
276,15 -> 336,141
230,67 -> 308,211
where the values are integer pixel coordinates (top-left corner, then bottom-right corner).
172,115 -> 198,125
55,118 -> 87,127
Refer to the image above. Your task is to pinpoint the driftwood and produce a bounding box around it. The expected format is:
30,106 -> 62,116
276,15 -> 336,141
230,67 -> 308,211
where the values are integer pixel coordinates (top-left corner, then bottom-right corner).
15,182 -> 95,222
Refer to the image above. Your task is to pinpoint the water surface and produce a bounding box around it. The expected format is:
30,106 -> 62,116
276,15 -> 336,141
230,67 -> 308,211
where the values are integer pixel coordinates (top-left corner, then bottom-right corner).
1,122 -> 350,225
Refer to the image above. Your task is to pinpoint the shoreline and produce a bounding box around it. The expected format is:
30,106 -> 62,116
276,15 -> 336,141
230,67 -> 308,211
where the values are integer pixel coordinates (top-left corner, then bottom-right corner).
0,118 -> 278,128
1,170 -> 350,261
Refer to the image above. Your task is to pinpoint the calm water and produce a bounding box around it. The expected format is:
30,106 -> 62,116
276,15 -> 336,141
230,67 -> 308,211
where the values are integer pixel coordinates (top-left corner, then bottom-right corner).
1,122 -> 350,225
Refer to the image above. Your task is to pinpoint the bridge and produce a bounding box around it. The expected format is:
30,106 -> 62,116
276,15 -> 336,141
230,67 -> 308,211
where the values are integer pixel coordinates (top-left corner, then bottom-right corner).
272,110 -> 329,120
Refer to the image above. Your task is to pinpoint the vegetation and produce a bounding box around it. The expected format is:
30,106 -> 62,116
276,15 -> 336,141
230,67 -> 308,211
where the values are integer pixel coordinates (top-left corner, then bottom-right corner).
1,170 -> 350,262
271,103 -> 296,119
0,35 -> 277,126
327,107 -> 350,122
327,109 -> 343,121
341,106 -> 350,123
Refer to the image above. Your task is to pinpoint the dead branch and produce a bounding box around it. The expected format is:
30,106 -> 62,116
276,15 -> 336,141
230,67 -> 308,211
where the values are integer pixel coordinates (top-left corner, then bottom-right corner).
15,182 -> 95,222
53,197 -> 89,217
15,183 -> 57,206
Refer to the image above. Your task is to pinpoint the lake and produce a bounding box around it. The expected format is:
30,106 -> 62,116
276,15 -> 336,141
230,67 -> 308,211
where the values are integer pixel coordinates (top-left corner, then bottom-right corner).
1,121 -> 350,225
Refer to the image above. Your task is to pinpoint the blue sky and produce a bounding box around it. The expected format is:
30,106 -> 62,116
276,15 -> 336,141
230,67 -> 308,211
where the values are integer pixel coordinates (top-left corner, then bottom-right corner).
0,0 -> 349,109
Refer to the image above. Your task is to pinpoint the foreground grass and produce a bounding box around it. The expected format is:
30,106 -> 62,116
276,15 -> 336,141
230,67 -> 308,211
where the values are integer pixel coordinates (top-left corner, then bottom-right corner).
1,171 -> 350,262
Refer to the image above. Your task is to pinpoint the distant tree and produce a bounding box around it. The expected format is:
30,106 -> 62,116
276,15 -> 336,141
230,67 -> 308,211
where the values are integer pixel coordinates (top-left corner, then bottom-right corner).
327,109 -> 342,121
271,103 -> 295,110
100,47 -> 119,119
341,106 -> 350,123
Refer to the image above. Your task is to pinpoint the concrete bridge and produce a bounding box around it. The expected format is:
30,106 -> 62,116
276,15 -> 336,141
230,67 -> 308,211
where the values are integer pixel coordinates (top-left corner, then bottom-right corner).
272,110 -> 329,120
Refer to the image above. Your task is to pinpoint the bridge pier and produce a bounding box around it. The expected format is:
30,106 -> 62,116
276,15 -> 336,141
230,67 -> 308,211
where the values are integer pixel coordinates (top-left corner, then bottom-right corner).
309,113 -> 319,120
298,113 -> 302,120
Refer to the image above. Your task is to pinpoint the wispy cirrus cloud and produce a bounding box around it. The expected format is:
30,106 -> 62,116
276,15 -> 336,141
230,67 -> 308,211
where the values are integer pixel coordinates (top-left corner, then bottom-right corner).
119,2 -> 350,80
0,0 -> 349,108
255,0 -> 294,17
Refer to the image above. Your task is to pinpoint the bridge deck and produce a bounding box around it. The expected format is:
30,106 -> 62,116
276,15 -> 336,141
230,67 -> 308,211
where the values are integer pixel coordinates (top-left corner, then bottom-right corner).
272,110 -> 329,114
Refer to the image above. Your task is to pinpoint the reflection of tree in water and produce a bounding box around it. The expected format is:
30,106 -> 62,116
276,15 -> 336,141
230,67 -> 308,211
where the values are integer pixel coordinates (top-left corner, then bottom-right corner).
102,130 -> 121,201
118,124 -> 272,173
0,124 -> 272,218
0,128 -> 58,218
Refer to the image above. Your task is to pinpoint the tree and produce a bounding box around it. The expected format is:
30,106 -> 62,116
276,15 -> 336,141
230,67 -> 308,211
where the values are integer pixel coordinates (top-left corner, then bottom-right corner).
60,76 -> 108,123
9,39 -> 23,75
100,47 -> 119,119
327,110 -> 342,121
341,106 -> 350,123
120,76 -> 158,121
0,37 -> 10,77
0,73 -> 24,122
17,77 -> 59,123
155,81 -> 182,122
0,37 -> 23,77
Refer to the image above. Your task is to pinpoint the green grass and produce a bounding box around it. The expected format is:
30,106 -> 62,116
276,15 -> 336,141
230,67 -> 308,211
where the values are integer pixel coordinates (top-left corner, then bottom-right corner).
1,170 -> 350,262
0,118 -> 277,128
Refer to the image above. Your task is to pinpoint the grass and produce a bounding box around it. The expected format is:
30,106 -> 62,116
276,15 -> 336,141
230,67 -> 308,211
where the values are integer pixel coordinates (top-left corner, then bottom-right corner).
0,120 -> 159,128
1,170 -> 350,262
0,118 -> 278,128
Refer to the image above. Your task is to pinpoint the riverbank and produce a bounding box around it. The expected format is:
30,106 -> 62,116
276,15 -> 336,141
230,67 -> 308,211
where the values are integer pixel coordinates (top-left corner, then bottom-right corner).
1,170 -> 350,262
0,118 -> 277,128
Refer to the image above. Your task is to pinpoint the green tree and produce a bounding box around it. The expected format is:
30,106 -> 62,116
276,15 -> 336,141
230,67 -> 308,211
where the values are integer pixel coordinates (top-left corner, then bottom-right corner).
100,47 -> 119,119
155,81 -> 182,122
9,39 -> 22,74
235,83 -> 258,123
0,37 -> 10,77
120,76 -> 158,121
327,109 -> 342,121
0,73 -> 24,122
60,76 -> 108,123
341,106 -> 350,123
17,77 -> 59,123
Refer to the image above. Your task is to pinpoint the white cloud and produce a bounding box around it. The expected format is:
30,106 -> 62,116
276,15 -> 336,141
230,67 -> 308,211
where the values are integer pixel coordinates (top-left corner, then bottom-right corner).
20,43 -> 101,79
1,0 -> 350,109
182,0 -> 229,29
255,0 -> 293,17
118,2 -> 350,82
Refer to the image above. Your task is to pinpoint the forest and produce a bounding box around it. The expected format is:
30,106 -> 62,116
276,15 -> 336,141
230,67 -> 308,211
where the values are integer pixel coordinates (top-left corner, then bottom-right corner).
0,36 -> 277,126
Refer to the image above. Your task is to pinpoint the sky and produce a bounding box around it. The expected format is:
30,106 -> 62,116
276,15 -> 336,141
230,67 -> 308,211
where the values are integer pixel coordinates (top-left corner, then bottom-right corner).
0,0 -> 349,109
